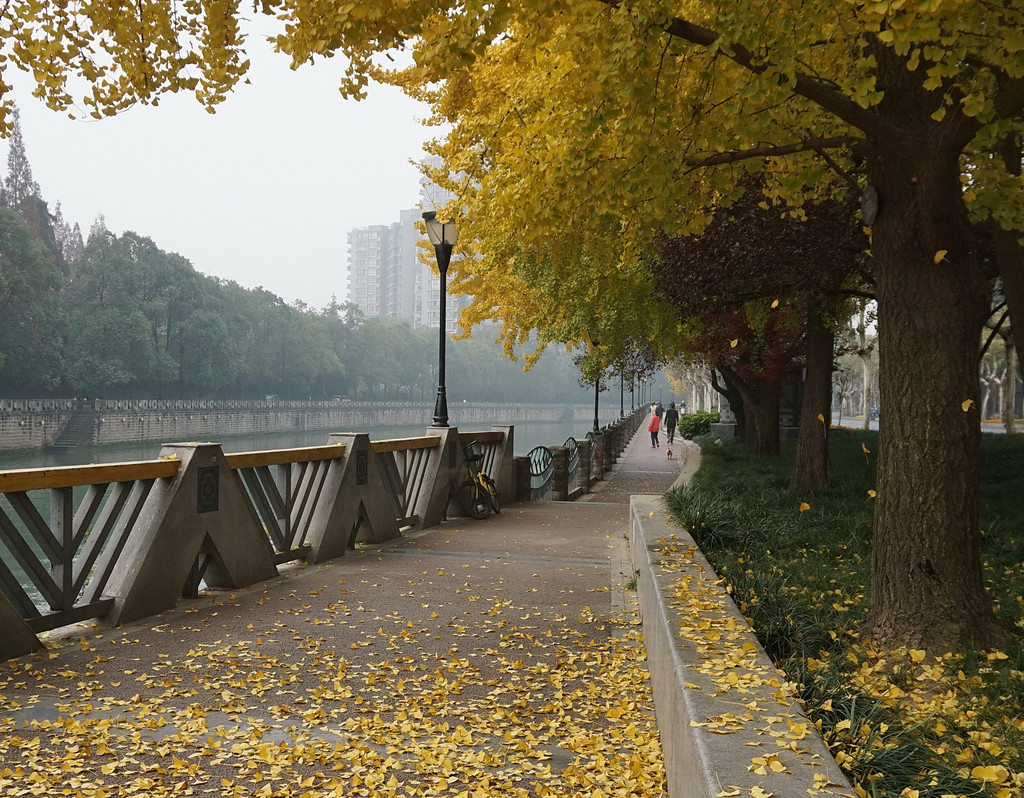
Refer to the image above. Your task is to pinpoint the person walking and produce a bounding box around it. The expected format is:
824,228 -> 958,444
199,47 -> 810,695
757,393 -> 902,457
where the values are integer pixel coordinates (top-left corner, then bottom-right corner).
665,402 -> 679,443
648,407 -> 661,448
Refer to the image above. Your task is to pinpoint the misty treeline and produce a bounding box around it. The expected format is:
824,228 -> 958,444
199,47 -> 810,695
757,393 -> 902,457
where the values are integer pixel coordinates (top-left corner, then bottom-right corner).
0,112 -> 592,404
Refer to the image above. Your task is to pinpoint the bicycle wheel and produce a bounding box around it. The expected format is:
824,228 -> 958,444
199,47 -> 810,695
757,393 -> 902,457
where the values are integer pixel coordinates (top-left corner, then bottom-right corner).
457,479 -> 491,519
484,476 -> 501,514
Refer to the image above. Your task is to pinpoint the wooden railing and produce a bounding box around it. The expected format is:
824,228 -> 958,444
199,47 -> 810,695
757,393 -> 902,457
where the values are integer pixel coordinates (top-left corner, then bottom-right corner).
0,459 -> 182,634
225,444 -> 348,569
372,436 -> 442,529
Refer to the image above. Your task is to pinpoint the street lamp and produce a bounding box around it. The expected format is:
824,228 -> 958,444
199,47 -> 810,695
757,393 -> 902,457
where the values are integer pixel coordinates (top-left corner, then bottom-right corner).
423,211 -> 458,427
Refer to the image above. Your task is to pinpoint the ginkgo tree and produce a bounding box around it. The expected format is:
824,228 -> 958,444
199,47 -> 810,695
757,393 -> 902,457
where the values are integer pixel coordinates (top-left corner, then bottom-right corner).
5,0 -> 1024,651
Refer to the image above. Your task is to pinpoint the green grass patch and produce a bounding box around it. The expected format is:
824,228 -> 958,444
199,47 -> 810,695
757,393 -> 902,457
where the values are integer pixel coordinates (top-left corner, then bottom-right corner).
663,429 -> 1024,797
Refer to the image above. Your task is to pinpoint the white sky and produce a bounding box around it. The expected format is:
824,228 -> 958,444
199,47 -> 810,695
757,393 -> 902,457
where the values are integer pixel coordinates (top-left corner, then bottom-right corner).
2,21 -> 433,308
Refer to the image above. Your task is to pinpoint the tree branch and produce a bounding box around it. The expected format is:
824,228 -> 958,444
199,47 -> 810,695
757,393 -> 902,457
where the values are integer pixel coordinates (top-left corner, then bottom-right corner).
594,2 -> 892,137
684,136 -> 862,171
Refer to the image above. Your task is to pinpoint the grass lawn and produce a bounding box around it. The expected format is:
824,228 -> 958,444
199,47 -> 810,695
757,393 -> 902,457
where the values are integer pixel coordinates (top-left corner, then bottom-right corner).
663,429 -> 1024,798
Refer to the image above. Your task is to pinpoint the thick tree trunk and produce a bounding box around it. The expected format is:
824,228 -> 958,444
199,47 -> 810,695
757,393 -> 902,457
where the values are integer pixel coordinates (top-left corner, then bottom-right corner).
719,364 -> 780,457
790,309 -> 833,491
863,134 -> 1003,650
711,366 -> 747,442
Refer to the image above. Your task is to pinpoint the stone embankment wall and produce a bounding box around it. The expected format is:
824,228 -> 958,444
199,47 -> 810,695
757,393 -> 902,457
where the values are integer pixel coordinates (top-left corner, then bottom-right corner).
0,400 -> 582,452
0,400 -> 74,450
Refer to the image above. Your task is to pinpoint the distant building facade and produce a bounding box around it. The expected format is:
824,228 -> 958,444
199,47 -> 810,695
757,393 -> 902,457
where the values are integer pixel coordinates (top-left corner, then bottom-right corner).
346,159 -> 469,334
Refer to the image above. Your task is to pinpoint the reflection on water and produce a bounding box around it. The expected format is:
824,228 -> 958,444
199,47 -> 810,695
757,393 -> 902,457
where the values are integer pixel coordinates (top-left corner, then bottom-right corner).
0,416 -> 625,471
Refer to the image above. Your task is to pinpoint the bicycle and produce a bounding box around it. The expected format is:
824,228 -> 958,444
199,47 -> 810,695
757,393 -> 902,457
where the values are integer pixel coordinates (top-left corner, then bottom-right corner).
456,441 -> 501,519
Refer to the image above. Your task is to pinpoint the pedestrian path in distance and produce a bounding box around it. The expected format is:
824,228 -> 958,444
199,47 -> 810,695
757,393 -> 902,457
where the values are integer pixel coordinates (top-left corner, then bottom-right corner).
583,422 -> 690,504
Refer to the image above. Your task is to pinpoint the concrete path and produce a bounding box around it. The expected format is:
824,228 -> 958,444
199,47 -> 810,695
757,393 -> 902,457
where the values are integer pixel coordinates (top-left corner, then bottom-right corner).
0,428 -> 691,797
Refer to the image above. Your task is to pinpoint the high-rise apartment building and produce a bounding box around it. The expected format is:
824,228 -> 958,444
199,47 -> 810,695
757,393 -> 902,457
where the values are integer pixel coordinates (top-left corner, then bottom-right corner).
346,158 -> 469,333
346,225 -> 389,318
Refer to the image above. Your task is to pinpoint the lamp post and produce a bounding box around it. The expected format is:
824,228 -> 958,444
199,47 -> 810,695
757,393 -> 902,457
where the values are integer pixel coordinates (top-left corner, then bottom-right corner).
593,377 -> 601,432
423,211 -> 458,427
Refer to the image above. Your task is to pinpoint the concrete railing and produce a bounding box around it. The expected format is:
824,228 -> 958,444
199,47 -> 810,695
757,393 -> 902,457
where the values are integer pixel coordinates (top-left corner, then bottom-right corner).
629,496 -> 854,797
521,408 -> 647,502
0,425 -> 516,663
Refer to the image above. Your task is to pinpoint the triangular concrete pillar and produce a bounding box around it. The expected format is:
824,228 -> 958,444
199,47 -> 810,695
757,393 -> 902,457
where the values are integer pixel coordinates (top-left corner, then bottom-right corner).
103,443 -> 279,626
309,434 -> 401,562
413,427 -> 462,527
0,591 -> 43,662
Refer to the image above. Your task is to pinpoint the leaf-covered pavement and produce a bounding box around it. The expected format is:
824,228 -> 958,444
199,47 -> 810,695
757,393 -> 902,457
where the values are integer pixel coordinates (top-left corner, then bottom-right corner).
0,504 -> 666,797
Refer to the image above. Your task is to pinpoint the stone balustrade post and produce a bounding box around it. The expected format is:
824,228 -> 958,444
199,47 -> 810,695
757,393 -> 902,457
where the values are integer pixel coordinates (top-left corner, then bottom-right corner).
514,455 -> 531,502
578,439 -> 592,493
550,445 -> 568,501
591,431 -> 605,481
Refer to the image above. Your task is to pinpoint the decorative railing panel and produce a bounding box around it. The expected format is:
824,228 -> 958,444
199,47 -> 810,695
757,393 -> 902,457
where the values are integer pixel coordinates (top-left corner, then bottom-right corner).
0,460 -> 181,633
458,430 -> 504,478
528,446 -> 554,501
585,431 -> 597,479
563,437 -> 580,495
372,436 -> 442,528
225,445 -> 348,565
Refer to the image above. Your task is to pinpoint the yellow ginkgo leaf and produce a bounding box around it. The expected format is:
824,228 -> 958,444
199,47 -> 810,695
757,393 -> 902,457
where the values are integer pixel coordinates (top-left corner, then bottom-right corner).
798,502 -> 811,513
716,789 -> 741,798
816,413 -> 824,423
770,299 -> 779,308
730,338 -> 739,348
750,787 -> 776,798
971,764 -> 1009,784
962,398 -> 974,412
909,649 -> 926,663
934,249 -> 948,263
867,489 -> 876,498
861,442 -> 870,454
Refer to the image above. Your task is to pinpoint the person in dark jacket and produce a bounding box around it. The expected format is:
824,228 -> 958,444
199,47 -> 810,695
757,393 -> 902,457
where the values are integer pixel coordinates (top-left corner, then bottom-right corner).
665,402 -> 679,443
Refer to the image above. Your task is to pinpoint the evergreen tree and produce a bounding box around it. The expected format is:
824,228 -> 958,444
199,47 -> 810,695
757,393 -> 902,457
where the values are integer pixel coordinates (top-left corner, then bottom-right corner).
53,202 -> 85,268
87,215 -> 108,244
3,107 -> 41,209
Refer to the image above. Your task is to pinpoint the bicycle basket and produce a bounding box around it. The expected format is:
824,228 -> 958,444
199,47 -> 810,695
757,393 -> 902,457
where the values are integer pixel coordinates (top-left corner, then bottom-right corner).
463,441 -> 485,465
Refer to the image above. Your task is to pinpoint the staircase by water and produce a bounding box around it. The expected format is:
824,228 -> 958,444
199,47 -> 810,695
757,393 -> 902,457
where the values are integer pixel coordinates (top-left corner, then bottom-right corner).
48,410 -> 98,449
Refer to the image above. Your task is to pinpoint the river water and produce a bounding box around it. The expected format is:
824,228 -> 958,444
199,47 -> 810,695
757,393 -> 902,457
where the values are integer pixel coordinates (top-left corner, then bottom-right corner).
0,414 -> 626,471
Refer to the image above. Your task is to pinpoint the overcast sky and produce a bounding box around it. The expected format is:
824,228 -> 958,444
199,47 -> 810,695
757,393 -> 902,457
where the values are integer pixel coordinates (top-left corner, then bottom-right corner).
2,21 -> 433,308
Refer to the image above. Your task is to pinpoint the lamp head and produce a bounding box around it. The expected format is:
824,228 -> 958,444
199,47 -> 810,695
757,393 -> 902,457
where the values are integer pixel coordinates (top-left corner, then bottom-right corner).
422,210 -> 459,247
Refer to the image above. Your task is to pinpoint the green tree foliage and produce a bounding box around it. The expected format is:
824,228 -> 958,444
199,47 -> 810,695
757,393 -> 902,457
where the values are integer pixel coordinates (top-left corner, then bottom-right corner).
2,107 -> 40,209
0,207 -> 63,392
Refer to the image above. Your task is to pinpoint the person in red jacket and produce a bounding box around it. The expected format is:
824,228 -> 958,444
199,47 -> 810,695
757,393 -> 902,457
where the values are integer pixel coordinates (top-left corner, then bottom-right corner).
648,408 -> 661,448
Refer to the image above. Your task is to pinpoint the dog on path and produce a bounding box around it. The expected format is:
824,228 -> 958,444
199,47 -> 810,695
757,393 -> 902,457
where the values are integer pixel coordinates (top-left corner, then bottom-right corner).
666,448 -> 674,460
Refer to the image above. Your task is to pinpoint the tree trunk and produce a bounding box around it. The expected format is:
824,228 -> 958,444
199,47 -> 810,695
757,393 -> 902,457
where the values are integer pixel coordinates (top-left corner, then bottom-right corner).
711,366 -> 747,442
863,133 -> 1003,650
1004,338 -> 1017,434
719,364 -> 780,457
790,309 -> 833,491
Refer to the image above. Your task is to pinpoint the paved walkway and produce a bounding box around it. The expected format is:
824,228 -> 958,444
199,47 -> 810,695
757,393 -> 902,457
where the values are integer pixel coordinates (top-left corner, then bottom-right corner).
0,428 -> 695,797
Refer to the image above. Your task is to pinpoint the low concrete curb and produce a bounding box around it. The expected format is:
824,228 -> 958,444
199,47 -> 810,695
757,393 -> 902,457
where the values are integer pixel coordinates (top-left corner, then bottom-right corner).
629,495 -> 855,798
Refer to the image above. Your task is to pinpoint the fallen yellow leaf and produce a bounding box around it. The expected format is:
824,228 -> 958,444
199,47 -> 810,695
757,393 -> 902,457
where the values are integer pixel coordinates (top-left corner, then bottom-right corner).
798,502 -> 810,513
934,249 -> 948,263
962,398 -> 974,412
972,764 -> 1009,784
730,339 -> 739,348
